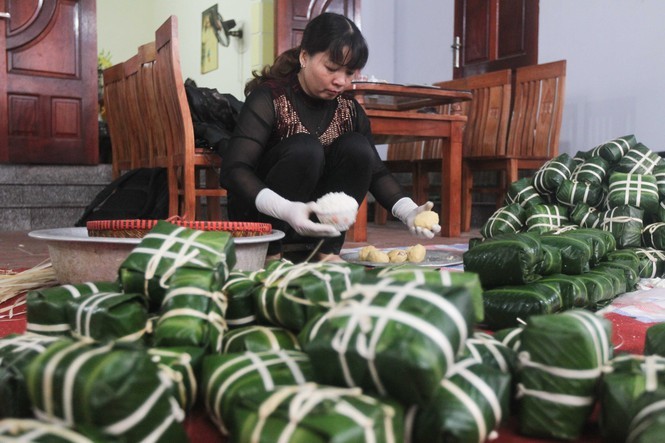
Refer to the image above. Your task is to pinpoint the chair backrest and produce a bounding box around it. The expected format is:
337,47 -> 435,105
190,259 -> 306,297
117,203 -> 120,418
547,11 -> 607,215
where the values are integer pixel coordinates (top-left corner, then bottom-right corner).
507,60 -> 566,159
122,54 -> 151,169
154,15 -> 196,167
426,69 -> 512,160
103,61 -> 135,178
137,41 -> 170,169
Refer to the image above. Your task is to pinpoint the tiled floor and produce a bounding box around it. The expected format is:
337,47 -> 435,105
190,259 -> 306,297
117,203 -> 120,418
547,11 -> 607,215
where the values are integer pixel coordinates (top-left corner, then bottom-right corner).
0,222 -> 480,271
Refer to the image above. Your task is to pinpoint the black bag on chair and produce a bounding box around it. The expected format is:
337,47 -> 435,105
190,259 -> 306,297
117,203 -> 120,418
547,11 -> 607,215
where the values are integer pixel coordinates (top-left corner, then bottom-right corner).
75,167 -> 169,226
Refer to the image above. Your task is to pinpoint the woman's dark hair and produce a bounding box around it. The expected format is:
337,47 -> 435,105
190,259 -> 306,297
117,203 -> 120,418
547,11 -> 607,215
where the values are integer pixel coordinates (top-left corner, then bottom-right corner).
244,12 -> 368,96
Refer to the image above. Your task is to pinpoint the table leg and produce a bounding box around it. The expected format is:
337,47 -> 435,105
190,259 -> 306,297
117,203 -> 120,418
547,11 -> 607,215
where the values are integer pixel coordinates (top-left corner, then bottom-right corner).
347,197 -> 368,242
440,121 -> 463,237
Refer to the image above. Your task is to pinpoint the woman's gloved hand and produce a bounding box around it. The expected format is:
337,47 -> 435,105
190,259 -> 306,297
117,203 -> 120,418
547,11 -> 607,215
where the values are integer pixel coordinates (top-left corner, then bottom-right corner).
392,197 -> 442,239
255,188 -> 341,237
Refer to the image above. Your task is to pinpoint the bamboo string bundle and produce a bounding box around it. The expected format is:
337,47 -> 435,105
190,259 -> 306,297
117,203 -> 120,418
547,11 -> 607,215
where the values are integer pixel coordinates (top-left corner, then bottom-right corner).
0,261 -> 58,319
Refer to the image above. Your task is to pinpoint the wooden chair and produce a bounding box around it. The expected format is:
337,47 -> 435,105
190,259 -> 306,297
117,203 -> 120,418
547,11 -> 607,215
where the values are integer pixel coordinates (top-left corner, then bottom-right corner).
154,16 -> 226,220
428,68 -> 513,231
103,61 -> 136,179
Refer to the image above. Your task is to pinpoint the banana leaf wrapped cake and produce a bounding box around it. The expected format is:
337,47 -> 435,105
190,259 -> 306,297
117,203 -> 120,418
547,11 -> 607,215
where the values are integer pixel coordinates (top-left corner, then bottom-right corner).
253,261 -> 366,332
463,331 -> 517,375
570,203 -> 603,228
555,179 -> 605,209
463,232 -> 543,288
504,177 -> 546,209
525,204 -> 571,234
538,274 -> 589,309
540,232 -> 593,275
571,155 -> 611,186
118,220 -> 236,309
532,153 -> 576,196
65,290 -> 149,343
607,173 -> 659,214
0,334 -> 60,419
601,205 -> 645,249
25,339 -> 188,442
147,346 -> 204,412
153,268 -> 228,352
589,134 -> 636,164
410,358 -> 511,443
0,418 -> 97,442
516,310 -> 613,440
229,383 -> 405,443
202,350 -> 314,435
480,203 -> 526,238
481,281 -> 563,330
642,222 -> 665,250
625,391 -> 665,443
300,279 -> 475,406
221,325 -> 301,353
599,354 -> 665,443
25,282 -> 121,337
633,248 -> 665,278
644,322 -> 665,356
368,265 -> 484,322
614,142 -> 662,175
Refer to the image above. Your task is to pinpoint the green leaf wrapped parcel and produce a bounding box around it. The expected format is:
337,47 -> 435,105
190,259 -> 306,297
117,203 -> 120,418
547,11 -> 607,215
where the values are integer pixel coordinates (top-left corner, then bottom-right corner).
589,134 -> 636,164
504,177 -> 546,209
532,153 -> 576,196
525,204 -> 571,234
202,350 -> 314,435
480,203 -> 526,238
25,339 -> 188,442
0,418 -> 97,442
229,383 -> 405,443
253,261 -> 366,331
481,281 -> 563,330
601,205 -> 645,249
221,325 -> 301,353
367,265 -> 484,322
118,220 -> 236,309
25,282 -> 121,337
300,279 -> 474,406
599,354 -> 665,443
607,172 -> 659,214
644,322 -> 665,356
614,142 -> 662,175
411,358 -> 511,443
0,334 -> 60,419
462,232 -> 543,288
516,310 -> 612,441
153,268 -> 228,352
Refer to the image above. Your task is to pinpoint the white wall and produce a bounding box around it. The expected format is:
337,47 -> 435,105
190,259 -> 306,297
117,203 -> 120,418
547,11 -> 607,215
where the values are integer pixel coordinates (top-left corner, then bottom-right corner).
539,0 -> 665,154
97,0 -> 261,99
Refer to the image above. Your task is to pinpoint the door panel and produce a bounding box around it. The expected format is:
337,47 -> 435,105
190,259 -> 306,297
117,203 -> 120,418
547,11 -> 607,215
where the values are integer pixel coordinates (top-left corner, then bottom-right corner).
454,0 -> 538,78
275,0 -> 361,57
1,0 -> 98,164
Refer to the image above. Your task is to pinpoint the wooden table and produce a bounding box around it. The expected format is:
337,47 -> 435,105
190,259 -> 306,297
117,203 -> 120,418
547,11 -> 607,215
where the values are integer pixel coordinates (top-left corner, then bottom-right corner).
346,82 -> 472,241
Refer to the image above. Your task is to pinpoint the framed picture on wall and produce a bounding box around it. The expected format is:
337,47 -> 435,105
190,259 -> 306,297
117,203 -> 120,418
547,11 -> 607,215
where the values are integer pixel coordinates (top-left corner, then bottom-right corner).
201,4 -> 219,74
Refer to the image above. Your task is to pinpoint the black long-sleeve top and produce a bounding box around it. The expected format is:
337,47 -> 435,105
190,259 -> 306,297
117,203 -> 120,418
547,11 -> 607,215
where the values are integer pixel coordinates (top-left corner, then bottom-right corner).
219,74 -> 406,210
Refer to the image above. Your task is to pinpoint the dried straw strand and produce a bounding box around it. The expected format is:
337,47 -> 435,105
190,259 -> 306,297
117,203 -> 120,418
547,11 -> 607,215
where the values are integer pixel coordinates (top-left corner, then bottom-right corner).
0,261 -> 59,314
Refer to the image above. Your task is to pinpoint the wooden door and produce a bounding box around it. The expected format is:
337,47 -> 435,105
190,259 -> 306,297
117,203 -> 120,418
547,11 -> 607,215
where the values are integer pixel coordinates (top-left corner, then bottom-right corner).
274,0 -> 361,57
453,0 -> 538,78
0,0 -> 98,165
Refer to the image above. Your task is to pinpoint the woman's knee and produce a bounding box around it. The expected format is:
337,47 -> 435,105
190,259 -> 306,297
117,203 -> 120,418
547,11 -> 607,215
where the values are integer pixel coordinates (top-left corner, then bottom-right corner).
332,132 -> 375,163
280,133 -> 325,166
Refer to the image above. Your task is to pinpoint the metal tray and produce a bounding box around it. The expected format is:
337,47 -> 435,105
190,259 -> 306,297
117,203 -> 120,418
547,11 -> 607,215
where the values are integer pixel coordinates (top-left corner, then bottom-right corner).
340,248 -> 464,268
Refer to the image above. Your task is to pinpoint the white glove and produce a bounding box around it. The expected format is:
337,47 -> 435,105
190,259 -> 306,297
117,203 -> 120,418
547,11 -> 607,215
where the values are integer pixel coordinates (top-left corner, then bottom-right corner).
392,197 -> 442,239
255,188 -> 341,237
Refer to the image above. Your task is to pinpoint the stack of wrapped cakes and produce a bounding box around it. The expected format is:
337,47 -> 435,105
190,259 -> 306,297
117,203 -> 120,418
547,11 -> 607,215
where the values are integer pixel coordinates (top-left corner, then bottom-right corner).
465,135 -> 665,329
